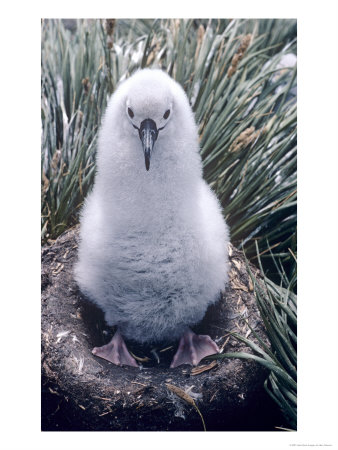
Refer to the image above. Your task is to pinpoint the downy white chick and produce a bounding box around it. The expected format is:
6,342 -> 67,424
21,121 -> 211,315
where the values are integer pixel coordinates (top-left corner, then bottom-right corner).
75,69 -> 229,368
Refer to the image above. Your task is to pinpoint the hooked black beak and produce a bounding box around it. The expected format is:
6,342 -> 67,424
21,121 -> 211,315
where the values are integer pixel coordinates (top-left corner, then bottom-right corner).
138,119 -> 159,171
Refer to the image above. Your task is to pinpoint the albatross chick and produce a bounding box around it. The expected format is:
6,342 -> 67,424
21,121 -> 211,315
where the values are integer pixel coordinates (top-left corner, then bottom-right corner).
75,69 -> 229,368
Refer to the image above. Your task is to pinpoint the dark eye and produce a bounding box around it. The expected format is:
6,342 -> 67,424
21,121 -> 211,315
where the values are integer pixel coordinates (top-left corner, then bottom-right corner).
163,109 -> 170,119
128,107 -> 134,118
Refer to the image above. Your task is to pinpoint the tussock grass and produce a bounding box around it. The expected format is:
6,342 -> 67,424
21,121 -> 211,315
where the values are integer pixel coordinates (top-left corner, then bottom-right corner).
41,19 -> 297,276
212,242 -> 297,428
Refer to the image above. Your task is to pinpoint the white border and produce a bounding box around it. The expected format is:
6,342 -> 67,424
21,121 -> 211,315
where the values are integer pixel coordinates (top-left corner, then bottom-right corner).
1,1 -> 338,449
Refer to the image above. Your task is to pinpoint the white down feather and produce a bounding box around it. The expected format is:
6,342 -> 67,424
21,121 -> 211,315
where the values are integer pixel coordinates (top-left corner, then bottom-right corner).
74,69 -> 229,344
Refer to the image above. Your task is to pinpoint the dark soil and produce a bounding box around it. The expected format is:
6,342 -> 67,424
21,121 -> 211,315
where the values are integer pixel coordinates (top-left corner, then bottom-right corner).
41,227 -> 286,431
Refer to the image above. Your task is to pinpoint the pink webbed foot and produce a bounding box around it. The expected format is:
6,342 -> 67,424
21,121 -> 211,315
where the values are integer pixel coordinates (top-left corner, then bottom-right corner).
92,330 -> 138,368
170,329 -> 220,368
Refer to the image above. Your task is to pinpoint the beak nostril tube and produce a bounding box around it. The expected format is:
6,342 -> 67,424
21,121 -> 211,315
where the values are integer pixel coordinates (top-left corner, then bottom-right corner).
138,118 -> 159,171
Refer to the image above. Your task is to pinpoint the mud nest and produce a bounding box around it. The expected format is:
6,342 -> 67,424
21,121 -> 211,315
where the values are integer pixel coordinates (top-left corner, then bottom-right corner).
41,227 -> 283,431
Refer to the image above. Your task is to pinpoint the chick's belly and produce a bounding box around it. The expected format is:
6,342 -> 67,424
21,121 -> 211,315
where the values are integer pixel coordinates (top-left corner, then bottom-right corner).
115,245 -> 196,293
117,263 -> 207,344
114,230 -> 202,288
105,236 -> 215,343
